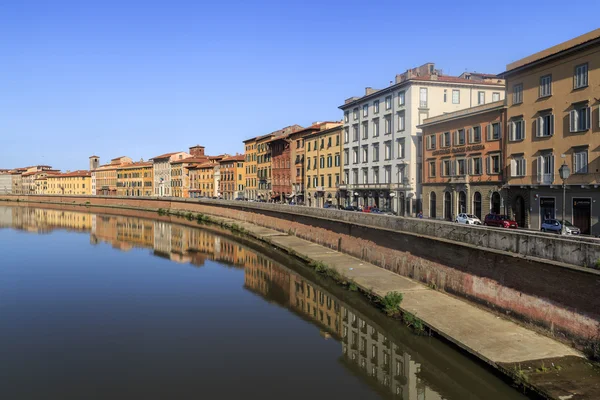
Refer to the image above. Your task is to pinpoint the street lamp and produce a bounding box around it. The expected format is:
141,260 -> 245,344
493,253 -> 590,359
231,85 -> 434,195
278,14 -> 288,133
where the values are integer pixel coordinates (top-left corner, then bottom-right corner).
558,162 -> 570,235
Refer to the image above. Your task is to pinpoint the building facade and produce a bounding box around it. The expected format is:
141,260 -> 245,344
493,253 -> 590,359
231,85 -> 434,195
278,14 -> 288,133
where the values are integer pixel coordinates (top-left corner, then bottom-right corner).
243,138 -> 258,200
95,156 -> 132,196
500,28 -> 600,235
339,63 -> 505,215
189,163 -> 216,198
420,101 -> 506,221
256,134 -> 273,200
304,125 -> 343,207
271,135 -> 292,202
151,151 -> 190,197
116,162 -> 153,196
47,170 -> 92,195
0,170 -> 12,194
219,155 -> 245,200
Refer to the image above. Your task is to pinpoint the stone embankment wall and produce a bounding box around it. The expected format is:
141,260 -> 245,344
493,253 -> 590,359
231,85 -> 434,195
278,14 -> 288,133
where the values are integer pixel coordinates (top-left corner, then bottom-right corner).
3,194 -> 600,342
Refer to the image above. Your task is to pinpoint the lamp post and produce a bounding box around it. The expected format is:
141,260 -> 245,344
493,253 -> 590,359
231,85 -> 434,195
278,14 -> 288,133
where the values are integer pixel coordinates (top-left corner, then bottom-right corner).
402,177 -> 409,216
558,162 -> 570,235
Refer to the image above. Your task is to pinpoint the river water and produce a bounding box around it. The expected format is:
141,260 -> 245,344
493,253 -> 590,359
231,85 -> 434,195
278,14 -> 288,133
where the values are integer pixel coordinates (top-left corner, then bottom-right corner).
0,205 -> 528,400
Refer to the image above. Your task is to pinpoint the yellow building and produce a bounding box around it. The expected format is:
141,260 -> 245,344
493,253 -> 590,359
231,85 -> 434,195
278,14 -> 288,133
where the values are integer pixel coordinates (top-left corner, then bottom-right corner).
243,137 -> 258,200
116,162 -> 153,197
500,28 -> 600,235
47,170 -> 92,195
304,124 -> 343,207
189,162 -> 216,198
170,156 -> 212,198
95,156 -> 132,195
256,134 -> 273,200
219,154 -> 245,200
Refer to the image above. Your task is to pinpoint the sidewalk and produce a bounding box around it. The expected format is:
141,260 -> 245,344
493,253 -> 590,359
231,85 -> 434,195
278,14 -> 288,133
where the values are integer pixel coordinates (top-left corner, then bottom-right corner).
223,219 -> 580,366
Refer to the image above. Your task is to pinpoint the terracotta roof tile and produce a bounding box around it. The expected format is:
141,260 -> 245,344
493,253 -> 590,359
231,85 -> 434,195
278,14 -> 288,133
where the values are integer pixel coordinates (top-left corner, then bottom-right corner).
150,152 -> 179,160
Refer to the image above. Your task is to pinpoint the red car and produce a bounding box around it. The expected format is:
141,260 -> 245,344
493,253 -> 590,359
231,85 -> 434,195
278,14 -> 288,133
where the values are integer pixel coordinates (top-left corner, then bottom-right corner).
483,214 -> 518,229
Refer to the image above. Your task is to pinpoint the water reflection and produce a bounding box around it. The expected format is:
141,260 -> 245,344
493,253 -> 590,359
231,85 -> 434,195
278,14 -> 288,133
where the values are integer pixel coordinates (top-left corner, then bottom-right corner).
0,205 -> 526,400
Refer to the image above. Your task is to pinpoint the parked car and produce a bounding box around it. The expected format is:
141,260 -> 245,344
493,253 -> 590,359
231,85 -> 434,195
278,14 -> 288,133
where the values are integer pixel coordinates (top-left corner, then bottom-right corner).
234,197 -> 246,201
343,205 -> 360,212
362,206 -> 381,213
455,213 -> 482,225
379,209 -> 397,216
483,214 -> 518,228
541,219 -> 581,235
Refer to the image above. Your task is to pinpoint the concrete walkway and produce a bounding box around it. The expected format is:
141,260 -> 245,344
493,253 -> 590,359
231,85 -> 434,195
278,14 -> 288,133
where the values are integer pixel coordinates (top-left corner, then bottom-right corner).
226,218 -> 581,366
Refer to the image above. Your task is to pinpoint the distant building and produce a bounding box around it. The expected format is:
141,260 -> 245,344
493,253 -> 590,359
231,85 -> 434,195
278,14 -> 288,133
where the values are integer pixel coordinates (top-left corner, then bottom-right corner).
219,155 -> 245,200
304,124 -> 343,208
150,151 -> 190,197
116,161 -> 154,197
46,170 -> 92,195
94,156 -> 132,196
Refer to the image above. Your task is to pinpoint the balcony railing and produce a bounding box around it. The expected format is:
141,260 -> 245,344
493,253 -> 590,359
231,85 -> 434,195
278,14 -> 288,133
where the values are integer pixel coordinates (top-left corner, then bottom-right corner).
337,183 -> 411,190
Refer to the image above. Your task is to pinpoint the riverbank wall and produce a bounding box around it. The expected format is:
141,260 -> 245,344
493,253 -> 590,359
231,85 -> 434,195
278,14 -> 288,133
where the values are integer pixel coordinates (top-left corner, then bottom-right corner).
3,194 -> 599,345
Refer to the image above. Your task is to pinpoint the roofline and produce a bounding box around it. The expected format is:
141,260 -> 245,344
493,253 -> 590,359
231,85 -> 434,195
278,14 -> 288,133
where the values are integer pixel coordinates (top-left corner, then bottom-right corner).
339,79 -> 505,110
499,36 -> 600,77
304,125 -> 343,139
418,101 -> 506,129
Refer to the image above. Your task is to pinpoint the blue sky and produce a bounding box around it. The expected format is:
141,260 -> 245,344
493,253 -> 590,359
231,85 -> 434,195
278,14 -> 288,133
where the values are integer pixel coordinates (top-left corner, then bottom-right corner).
1,0 -> 599,171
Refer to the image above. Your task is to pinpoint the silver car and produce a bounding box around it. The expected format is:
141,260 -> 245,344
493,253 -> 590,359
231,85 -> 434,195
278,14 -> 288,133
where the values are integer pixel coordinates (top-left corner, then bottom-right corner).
455,213 -> 482,225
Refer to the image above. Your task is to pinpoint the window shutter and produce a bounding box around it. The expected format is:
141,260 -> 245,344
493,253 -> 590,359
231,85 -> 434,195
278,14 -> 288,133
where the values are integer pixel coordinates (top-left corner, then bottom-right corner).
537,116 -> 543,137
585,107 -> 591,130
508,122 -> 514,141
486,124 -> 491,140
550,114 -> 554,136
573,152 -> 578,174
486,156 -> 490,175
453,131 -> 457,146
522,159 -> 527,177
510,159 -> 516,177
537,156 -> 543,183
451,161 -> 456,176
426,136 -> 430,150
468,128 -> 472,143
523,120 -> 526,139
570,110 -> 577,132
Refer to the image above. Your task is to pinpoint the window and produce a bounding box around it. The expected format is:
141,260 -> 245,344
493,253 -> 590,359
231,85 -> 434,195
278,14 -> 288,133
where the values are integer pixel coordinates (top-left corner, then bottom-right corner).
539,75 -> 552,97
327,137 -> 331,148
353,108 -> 359,120
384,115 -> 391,134
344,170 -> 349,184
570,105 -> 591,132
352,169 -> 358,183
327,155 -> 332,168
478,91 -> 485,105
385,96 -> 392,110
352,148 -> 358,164
492,92 -> 500,102
442,131 -> 451,147
372,144 -> 379,162
456,159 -> 466,175
362,121 -> 368,139
362,146 -> 368,163
344,127 -> 349,143
352,125 -> 359,141
344,111 -> 349,123
398,91 -> 405,106
452,90 -> 460,104
455,129 -> 465,146
537,113 -> 554,137
419,88 -> 428,108
472,157 -> 482,175
335,135 -> 339,146
384,166 -> 391,183
489,154 -> 502,174
372,167 -> 379,184
513,84 -> 523,104
489,122 -> 501,140
509,119 -> 526,141
397,139 -> 405,158
574,149 -> 588,174
442,159 -> 452,176
426,134 -> 436,150
373,119 -> 379,137
470,126 -> 481,143
363,104 -> 368,117
314,176 -> 318,187
374,100 -> 379,114
320,156 -> 325,168
443,89 -> 447,103
511,157 -> 526,177
344,149 -> 349,165
362,169 -> 368,184
397,111 -> 405,131
429,161 -> 436,177
313,157 -> 317,169
334,153 -> 340,167
328,175 -> 332,188
537,153 -> 554,184
307,142 -> 311,152
574,63 -> 588,89
384,142 -> 391,160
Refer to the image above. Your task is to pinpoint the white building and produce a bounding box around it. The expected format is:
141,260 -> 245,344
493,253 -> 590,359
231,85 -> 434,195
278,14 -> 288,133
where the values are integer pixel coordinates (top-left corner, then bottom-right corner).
339,63 -> 505,215
0,171 -> 12,194
150,151 -> 190,197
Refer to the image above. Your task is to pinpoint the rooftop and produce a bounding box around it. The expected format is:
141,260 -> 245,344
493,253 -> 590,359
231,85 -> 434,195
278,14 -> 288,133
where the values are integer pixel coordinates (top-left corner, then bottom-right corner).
503,28 -> 600,75
117,161 -> 153,169
219,154 -> 245,163
48,170 -> 91,178
150,152 -> 179,160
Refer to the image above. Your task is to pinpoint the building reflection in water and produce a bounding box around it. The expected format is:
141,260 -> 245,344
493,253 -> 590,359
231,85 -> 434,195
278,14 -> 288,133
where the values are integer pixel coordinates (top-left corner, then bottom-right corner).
1,206 -> 467,400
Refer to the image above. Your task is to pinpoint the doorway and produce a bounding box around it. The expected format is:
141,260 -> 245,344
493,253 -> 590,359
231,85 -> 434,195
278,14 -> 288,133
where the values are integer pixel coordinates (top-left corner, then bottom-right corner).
491,192 -> 501,214
473,192 -> 482,219
513,196 -> 526,228
429,192 -> 437,218
458,191 -> 467,214
573,198 -> 591,234
540,197 -> 555,223
444,192 -> 452,221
